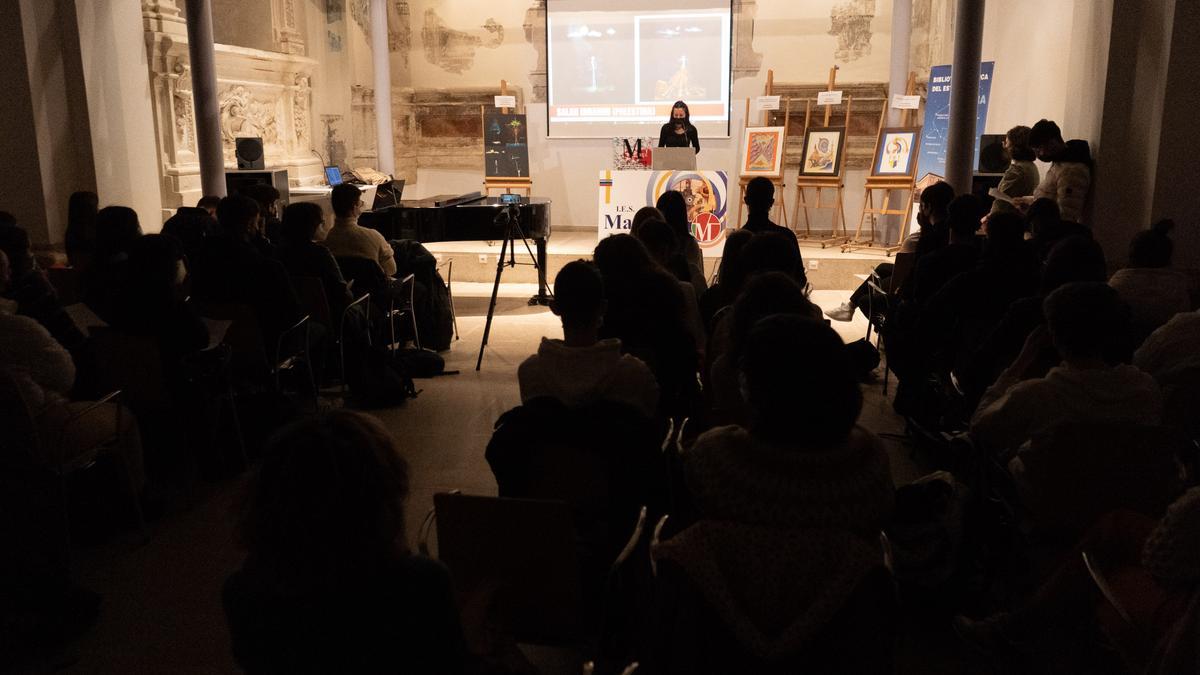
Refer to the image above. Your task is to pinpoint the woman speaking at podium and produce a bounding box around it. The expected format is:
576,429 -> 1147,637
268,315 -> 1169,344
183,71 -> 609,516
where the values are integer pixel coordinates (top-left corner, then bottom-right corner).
659,101 -> 700,154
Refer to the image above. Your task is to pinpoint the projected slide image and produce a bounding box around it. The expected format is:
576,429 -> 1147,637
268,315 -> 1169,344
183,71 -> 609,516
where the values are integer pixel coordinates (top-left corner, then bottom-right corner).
636,15 -> 725,103
549,18 -> 635,105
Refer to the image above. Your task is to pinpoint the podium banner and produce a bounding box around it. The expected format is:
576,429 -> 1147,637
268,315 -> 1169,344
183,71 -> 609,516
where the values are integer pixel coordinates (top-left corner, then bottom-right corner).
597,170 -> 730,257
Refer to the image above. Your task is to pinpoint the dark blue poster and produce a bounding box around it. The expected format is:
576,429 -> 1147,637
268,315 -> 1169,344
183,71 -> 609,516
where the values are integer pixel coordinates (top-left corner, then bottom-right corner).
915,61 -> 995,181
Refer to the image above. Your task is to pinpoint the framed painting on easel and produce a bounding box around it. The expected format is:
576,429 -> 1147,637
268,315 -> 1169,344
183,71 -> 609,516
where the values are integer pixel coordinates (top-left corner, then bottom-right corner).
740,126 -> 786,177
799,127 -> 847,178
483,111 -> 531,179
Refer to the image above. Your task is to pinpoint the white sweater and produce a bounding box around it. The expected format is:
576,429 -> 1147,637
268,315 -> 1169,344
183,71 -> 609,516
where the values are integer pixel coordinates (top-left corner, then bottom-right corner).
1134,310 -> 1200,378
0,301 -> 76,414
518,337 -> 659,418
971,363 -> 1162,453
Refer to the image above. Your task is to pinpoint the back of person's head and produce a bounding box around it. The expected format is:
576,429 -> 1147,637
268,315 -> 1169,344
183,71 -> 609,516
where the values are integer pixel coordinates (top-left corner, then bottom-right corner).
1005,125 -> 1035,161
593,233 -> 655,281
93,206 -> 142,258
0,223 -> 33,276
633,217 -> 680,269
1128,219 -> 1175,269
629,206 -> 665,239
741,314 -> 861,446
1028,119 -> 1064,148
919,181 -> 955,221
0,211 -> 15,226
744,176 -> 775,212
947,194 -> 983,238
67,191 -> 99,230
240,183 -> 281,216
238,411 -> 411,585
196,195 -> 222,214
716,228 -> 754,291
984,211 -> 1026,256
281,202 -> 325,246
1026,198 -> 1061,236
1040,235 -> 1107,295
729,271 -> 818,361
330,183 -> 363,219
552,259 -> 604,330
655,190 -> 690,239
216,195 -> 261,239
126,233 -> 186,303
1043,281 -> 1130,362
739,231 -> 803,283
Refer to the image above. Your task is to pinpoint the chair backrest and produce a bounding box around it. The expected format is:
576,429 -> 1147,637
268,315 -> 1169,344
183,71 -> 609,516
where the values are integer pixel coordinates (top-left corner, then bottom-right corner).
432,492 -> 584,643
889,251 -> 916,296
89,327 -> 172,414
0,367 -> 39,462
1023,422 -> 1186,536
335,256 -> 388,298
291,275 -> 332,330
194,302 -> 270,377
45,266 -> 82,306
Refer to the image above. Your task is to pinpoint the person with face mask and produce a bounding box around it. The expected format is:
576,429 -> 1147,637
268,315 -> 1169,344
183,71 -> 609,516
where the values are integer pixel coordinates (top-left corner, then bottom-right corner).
1013,119 -> 1093,226
658,101 -> 700,154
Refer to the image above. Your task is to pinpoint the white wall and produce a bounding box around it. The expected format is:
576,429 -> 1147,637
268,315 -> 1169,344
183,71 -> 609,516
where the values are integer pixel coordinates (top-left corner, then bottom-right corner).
74,1 -> 164,232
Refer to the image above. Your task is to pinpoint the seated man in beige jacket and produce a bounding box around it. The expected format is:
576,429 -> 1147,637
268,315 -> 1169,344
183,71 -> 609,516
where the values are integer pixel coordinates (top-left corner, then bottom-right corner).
323,183 -> 396,277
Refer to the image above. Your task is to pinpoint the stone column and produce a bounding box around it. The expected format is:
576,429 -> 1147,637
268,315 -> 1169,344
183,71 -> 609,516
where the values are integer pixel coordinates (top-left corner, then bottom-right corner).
184,0 -> 225,198
944,0 -> 984,194
371,0 -> 396,175
887,0 -> 912,127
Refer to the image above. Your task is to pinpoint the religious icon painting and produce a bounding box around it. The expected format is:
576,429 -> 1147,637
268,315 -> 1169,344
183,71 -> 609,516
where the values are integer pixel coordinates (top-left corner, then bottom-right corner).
741,126 -> 786,177
872,128 -> 921,177
799,128 -> 846,177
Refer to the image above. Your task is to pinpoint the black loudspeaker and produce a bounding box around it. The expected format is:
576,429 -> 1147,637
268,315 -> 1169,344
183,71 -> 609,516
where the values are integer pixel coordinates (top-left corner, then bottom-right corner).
235,136 -> 265,169
977,134 -> 1007,174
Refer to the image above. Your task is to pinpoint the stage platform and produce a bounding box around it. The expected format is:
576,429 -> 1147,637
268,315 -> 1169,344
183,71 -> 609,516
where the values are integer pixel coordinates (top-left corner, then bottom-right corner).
425,230 -> 887,291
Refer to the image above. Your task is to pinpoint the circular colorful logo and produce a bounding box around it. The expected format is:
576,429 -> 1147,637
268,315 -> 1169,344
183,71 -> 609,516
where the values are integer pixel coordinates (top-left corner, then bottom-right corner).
646,172 -> 728,249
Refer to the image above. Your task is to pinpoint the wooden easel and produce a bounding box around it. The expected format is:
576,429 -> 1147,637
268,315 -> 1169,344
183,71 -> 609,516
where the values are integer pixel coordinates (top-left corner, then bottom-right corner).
844,72 -> 919,256
483,80 -> 533,197
737,70 -> 789,229
792,66 -> 851,248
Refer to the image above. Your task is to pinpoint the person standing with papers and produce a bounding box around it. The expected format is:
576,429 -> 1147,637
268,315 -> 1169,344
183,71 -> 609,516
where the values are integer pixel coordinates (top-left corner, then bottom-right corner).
986,125 -> 1040,219
659,101 -> 700,154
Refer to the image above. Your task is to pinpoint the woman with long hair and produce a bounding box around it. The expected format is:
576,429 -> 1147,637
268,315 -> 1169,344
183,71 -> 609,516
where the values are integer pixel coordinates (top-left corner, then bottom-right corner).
658,100 -> 700,154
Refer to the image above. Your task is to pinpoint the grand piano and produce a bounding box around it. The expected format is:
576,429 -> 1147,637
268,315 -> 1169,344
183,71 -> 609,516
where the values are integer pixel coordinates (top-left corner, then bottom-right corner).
358,192 -> 551,302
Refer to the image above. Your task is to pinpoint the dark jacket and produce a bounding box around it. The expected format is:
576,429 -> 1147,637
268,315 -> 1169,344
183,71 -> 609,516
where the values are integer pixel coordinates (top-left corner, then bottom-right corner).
275,241 -> 353,317
659,122 -> 700,153
190,235 -> 302,343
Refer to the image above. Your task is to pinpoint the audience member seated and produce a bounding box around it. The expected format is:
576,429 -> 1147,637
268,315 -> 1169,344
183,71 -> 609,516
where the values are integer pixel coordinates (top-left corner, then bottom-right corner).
741,176 -> 800,249
196,195 -> 221,218
632,217 -> 707,351
698,228 -> 753,334
323,183 -> 396,277
650,315 -> 895,672
239,183 -> 283,246
1015,119 -> 1093,226
985,125 -> 1040,219
956,487 -> 1200,673
1134,308 -> 1200,380
0,222 -> 86,354
190,195 -> 302,347
63,190 -> 99,270
1108,219 -> 1191,342
518,260 -> 658,418
1026,197 -> 1090,263
224,411 -> 467,674
593,234 -> 698,420
275,201 -> 353,317
958,235 -> 1107,411
105,234 -> 209,388
0,249 -> 145,492
655,190 -> 706,293
84,205 -> 143,321
826,180 -> 954,321
708,272 -> 819,426
971,282 -> 1162,459
911,194 -> 983,305
161,205 -> 219,264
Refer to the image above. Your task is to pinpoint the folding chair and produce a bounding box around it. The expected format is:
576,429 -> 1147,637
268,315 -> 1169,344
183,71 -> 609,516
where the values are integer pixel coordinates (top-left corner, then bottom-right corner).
436,258 -> 459,341
339,292 -> 372,398
386,273 -> 420,352
864,251 -> 915,395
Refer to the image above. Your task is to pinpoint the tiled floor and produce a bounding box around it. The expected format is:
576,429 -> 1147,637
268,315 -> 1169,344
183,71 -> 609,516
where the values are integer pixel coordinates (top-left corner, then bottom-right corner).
21,286 -> 982,675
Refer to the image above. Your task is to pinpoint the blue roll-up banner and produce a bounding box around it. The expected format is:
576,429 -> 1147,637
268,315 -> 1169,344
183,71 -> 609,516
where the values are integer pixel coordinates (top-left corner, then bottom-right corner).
915,61 -> 995,181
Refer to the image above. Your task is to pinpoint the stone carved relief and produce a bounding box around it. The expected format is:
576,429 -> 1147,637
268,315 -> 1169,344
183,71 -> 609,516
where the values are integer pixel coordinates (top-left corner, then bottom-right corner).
732,0 -> 763,81
422,9 -> 503,74
829,0 -> 876,63
172,62 -> 195,153
293,75 -> 312,145
219,85 -> 281,159
766,81 -> 888,170
523,1 -> 547,102
351,0 -> 370,36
